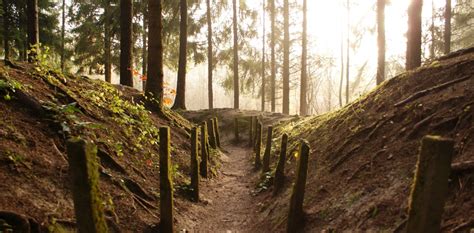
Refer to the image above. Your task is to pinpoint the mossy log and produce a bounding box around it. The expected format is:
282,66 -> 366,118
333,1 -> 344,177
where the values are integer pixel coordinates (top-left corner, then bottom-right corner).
254,121 -> 262,169
66,138 -> 108,233
234,117 -> 240,142
208,118 -> 217,149
405,135 -> 454,233
159,127 -> 174,233
274,133 -> 288,195
248,116 -> 254,148
213,117 -> 221,148
190,127 -> 199,202
262,126 -> 273,173
200,122 -> 209,178
287,140 -> 310,233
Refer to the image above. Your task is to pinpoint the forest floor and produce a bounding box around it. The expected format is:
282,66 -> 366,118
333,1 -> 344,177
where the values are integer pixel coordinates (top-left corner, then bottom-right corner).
179,141 -> 260,232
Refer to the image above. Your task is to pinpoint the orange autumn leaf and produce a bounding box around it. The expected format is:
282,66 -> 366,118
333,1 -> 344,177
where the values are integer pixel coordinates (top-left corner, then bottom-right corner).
163,97 -> 173,105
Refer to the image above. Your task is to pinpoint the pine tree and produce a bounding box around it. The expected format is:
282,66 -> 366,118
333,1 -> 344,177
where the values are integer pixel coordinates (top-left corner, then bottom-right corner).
232,0 -> 239,109
26,0 -> 39,62
282,0 -> 290,114
206,0 -> 213,109
406,0 -> 423,70
376,0 -> 386,85
444,0 -> 451,54
172,0 -> 188,110
3,0 -> 10,60
120,0 -> 134,86
261,0 -> 266,112
299,0 -> 308,116
269,0 -> 276,112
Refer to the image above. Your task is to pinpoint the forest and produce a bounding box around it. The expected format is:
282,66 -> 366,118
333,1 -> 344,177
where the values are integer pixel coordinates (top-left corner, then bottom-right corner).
0,0 -> 473,232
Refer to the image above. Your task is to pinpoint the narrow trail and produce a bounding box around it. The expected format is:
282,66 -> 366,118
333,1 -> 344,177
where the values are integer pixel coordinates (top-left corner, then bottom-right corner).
180,141 -> 261,232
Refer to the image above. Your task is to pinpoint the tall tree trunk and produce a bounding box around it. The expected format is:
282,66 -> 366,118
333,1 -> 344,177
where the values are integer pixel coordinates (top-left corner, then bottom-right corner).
339,29 -> 343,108
232,0 -> 239,109
60,0 -> 65,71
430,0 -> 435,59
270,0 -> 276,112
282,0 -> 290,114
104,0 -> 112,83
142,0 -> 148,89
443,0 -> 451,54
345,0 -> 350,104
406,0 -> 423,70
299,0 -> 308,116
120,0 -> 134,87
376,0 -> 385,85
172,0 -> 187,110
145,0 -> 164,109
26,0 -> 39,63
261,0 -> 266,112
3,0 -> 10,60
207,0 -> 213,109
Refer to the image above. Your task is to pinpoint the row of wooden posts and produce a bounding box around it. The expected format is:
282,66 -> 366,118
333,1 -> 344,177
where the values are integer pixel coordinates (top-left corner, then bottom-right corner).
66,117 -> 221,233
235,116 -> 456,233
66,115 -> 454,233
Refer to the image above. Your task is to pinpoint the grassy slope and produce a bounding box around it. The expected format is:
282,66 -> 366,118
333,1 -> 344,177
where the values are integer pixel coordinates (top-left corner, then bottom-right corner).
252,48 -> 474,232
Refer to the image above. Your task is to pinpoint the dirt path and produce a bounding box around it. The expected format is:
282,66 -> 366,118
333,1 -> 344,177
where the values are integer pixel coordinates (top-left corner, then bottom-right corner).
179,142 -> 260,232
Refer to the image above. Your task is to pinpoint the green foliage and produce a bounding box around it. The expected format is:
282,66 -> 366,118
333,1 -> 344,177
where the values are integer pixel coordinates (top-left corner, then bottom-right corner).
0,68 -> 23,100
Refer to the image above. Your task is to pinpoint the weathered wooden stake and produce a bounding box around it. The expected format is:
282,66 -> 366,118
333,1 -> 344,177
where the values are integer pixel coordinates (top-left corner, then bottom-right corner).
248,116 -> 254,147
213,117 -> 221,148
67,138 -> 108,233
200,122 -> 209,178
159,127 -> 174,233
234,117 -> 240,142
405,135 -> 454,233
262,126 -> 273,173
287,140 -> 310,233
254,121 -> 262,169
274,133 -> 288,195
208,118 -> 217,149
190,127 -> 199,202
252,116 -> 258,151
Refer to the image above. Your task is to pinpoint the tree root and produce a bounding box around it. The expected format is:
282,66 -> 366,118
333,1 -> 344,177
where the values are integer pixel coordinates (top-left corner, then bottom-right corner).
452,219 -> 474,232
394,75 -> 471,107
451,161 -> 474,176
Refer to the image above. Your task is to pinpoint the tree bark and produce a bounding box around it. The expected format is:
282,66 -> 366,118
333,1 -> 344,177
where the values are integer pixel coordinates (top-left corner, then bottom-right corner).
232,0 -> 239,109
270,0 -> 276,112
3,0 -> 10,60
282,0 -> 290,114
339,27 -> 344,108
406,0 -> 423,70
376,0 -> 386,85
26,0 -> 39,63
299,0 -> 308,116
261,0 -> 266,112
430,0 -> 435,59
61,0 -> 65,71
345,0 -> 350,104
104,0 -> 112,83
172,0 -> 188,110
145,0 -> 164,109
444,0 -> 451,54
207,0 -> 213,109
142,0 -> 148,89
120,0 -> 134,87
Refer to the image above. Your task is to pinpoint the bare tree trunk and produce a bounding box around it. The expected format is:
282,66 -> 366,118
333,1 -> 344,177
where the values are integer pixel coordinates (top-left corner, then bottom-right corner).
299,0 -> 308,116
172,0 -> 187,110
232,0 -> 239,109
60,0 -> 65,71
406,0 -> 423,70
104,0 -> 112,83
443,0 -> 451,54
207,0 -> 213,109
376,0 -> 385,85
270,0 -> 276,112
345,0 -> 350,104
282,0 -> 290,114
142,0 -> 148,89
145,0 -> 164,109
261,0 -> 266,112
120,0 -> 134,86
339,29 -> 343,108
3,0 -> 10,60
430,0 -> 435,59
26,0 -> 39,63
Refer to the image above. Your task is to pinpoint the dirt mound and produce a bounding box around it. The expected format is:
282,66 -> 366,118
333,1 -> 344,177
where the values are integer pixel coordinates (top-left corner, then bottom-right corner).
250,48 -> 474,232
0,62 -> 206,232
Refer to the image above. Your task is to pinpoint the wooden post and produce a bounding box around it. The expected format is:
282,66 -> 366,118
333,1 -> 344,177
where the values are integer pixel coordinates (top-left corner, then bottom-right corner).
67,138 -> 108,233
252,116 -> 258,151
200,122 -> 209,178
248,116 -> 254,147
287,140 -> 310,233
254,121 -> 262,169
262,126 -> 273,173
405,135 -> 454,233
213,117 -> 221,148
234,117 -> 240,142
274,133 -> 288,195
190,127 -> 199,202
159,127 -> 174,233
208,118 -> 217,149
